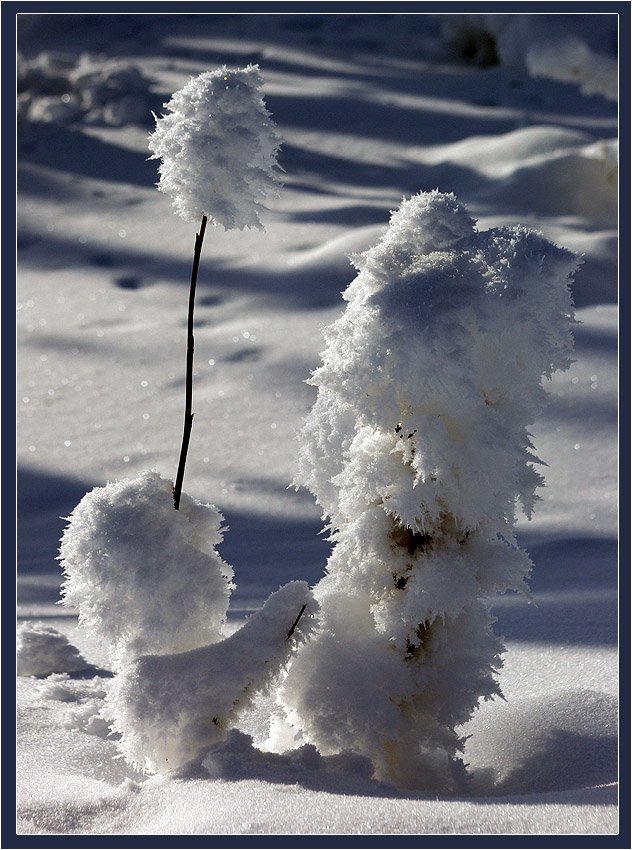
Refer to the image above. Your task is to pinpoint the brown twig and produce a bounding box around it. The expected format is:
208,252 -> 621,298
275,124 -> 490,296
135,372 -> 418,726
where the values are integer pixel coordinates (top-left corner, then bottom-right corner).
173,214 -> 208,510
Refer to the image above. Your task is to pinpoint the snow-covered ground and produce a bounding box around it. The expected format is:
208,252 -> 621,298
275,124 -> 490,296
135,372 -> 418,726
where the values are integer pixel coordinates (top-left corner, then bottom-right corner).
15,11 -> 619,838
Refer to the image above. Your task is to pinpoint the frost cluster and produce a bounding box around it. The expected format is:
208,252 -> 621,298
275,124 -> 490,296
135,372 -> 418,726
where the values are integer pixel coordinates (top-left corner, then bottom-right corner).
59,470 -> 234,664
54,189 -> 577,790
58,469 -> 317,775
147,65 -> 282,227
279,191 -> 577,791
17,52 -> 153,126
107,581 -> 317,774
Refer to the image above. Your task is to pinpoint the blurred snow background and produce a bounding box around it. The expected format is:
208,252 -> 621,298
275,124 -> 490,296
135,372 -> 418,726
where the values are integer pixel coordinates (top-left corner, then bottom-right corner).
15,11 -> 619,838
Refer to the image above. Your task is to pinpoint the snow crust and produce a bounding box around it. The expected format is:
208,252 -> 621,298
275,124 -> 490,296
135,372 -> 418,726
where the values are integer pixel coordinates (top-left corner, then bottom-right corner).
15,646 -> 618,835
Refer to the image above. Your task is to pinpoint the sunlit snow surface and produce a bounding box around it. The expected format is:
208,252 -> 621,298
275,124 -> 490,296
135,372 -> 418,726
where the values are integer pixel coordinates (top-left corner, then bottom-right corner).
16,12 -> 618,837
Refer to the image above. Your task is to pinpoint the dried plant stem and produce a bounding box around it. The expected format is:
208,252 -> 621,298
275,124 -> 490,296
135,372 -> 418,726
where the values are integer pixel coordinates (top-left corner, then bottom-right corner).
286,603 -> 308,641
173,214 -> 208,510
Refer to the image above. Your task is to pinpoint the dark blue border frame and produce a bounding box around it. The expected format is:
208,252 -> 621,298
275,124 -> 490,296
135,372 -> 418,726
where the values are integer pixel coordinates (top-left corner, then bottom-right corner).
2,1 -> 631,13
4,3 -> 630,848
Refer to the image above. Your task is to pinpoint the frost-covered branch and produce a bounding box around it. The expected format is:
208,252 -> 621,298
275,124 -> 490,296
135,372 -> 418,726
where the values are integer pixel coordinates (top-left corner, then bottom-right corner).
58,67 -> 291,778
147,65 -> 282,228
107,582 -> 317,774
147,65 -> 282,507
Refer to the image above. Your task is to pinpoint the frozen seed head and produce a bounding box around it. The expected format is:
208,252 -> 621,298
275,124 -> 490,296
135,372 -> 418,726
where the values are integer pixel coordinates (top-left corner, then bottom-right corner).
148,65 -> 282,228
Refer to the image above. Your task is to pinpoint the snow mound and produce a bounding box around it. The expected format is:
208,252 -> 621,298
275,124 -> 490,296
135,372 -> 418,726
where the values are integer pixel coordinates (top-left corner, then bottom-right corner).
464,688 -> 618,794
17,51 -> 154,126
106,581 -> 317,774
525,36 -> 618,102
479,137 -> 618,226
59,470 -> 234,665
202,728 -> 378,792
17,623 -> 91,677
69,711 -> 112,739
429,125 -> 617,226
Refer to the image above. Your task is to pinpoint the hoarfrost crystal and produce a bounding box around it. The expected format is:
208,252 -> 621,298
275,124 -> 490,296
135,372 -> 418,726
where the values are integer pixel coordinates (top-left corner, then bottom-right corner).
148,65 -> 282,228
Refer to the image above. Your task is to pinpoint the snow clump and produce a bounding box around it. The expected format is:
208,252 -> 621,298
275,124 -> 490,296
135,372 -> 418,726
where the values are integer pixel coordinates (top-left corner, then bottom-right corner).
148,65 -> 282,227
107,581 -> 317,774
59,470 -> 234,665
17,622 -> 91,677
280,190 -> 578,791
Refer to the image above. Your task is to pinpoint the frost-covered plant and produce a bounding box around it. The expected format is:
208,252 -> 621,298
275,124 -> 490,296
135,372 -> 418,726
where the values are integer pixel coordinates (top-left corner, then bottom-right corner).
279,191 -> 578,791
58,479 -> 318,775
107,581 -> 317,774
55,68 -> 309,775
148,64 -> 282,228
147,65 -> 282,508
59,471 -> 234,665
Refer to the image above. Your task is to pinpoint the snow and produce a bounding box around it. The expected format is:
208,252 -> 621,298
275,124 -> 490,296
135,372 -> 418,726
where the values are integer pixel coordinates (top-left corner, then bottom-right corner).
18,51 -> 154,126
440,14 -> 618,100
16,622 -> 92,677
15,10 -> 619,839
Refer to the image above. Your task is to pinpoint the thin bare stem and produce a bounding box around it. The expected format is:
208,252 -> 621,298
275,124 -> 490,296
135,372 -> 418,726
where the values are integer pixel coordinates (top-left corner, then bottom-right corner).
173,214 -> 208,510
286,603 -> 308,641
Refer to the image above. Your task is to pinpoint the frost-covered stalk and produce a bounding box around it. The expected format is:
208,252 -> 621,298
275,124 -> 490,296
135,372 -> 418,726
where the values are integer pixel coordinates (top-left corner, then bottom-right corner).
147,65 -> 282,508
280,191 -> 578,791
58,68 -> 301,773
